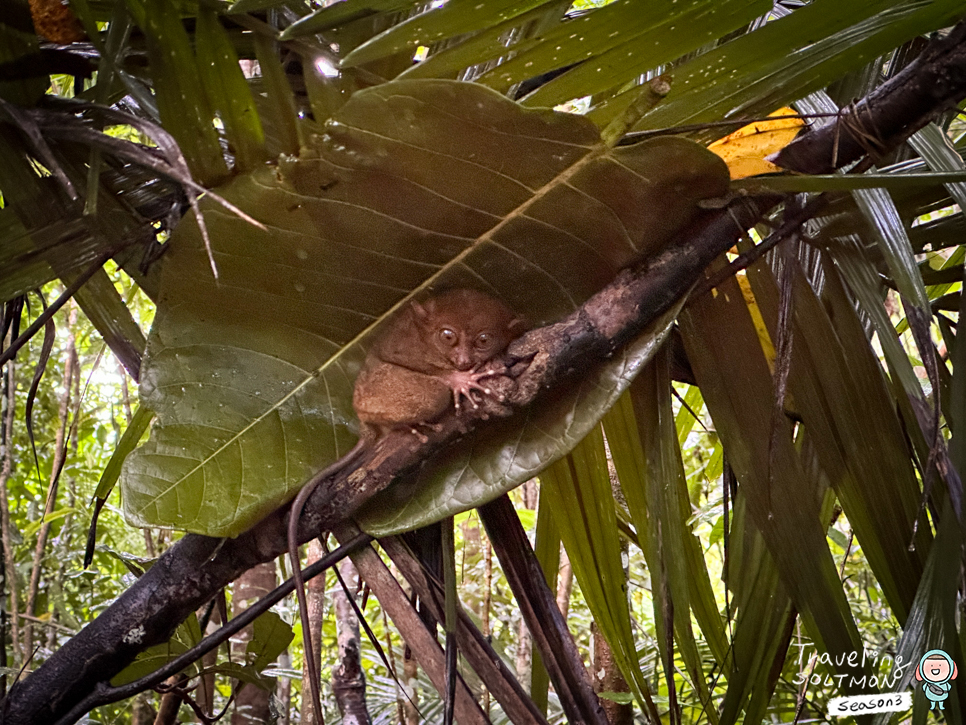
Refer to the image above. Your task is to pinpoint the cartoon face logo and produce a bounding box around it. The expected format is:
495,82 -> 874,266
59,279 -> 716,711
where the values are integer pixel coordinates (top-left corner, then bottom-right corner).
915,649 -> 958,711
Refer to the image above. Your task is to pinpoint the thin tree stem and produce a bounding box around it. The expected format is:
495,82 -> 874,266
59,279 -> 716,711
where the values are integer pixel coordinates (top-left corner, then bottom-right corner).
24,307 -> 76,659
0,356 -> 20,669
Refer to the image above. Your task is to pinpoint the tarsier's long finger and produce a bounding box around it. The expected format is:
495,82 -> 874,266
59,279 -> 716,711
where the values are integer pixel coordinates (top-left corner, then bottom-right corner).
453,390 -> 479,411
471,382 -> 502,401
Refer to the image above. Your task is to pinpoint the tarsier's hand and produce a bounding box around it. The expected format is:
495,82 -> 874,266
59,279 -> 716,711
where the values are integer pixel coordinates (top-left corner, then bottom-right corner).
445,367 -> 504,412
446,360 -> 518,421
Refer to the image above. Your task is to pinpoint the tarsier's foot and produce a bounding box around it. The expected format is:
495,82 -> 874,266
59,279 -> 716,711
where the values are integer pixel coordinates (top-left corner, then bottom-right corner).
409,422 -> 443,444
446,368 -> 503,412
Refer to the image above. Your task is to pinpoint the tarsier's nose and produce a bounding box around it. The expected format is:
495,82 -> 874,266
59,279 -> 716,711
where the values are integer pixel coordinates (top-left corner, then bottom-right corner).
454,350 -> 474,370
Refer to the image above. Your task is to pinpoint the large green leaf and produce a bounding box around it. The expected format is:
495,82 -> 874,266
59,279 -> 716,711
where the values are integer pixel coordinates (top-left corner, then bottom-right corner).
746,257 -> 928,623
538,429 -> 659,718
196,6 -> 268,172
871,506 -> 964,725
604,359 -> 723,720
120,79 -> 729,537
680,270 -> 868,681
718,494 -> 794,725
275,0 -> 415,38
139,0 -> 229,185
340,0 -> 554,69
482,0 -> 770,106
397,2 -> 569,83
247,609 -> 295,672
589,0 -> 965,133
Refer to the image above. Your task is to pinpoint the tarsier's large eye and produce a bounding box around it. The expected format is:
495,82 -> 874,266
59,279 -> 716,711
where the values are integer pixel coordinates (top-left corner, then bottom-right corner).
475,332 -> 492,349
439,328 -> 457,346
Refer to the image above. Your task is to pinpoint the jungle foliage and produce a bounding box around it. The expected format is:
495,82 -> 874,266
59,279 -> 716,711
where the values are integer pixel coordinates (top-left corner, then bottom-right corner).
1,0 -> 966,723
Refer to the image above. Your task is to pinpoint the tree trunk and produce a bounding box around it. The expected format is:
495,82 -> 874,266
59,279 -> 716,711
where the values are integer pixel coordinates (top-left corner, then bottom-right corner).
516,617 -> 532,685
275,650 -> 292,725
131,693 -> 157,725
332,557 -> 371,724
556,548 -> 573,620
300,538 -> 327,725
402,645 -> 420,725
232,561 -> 277,724
199,600 -> 223,718
591,622 -> 633,725
153,676 -> 185,725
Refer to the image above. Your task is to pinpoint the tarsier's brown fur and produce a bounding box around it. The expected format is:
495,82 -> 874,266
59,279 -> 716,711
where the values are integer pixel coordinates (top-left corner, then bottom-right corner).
288,289 -> 526,719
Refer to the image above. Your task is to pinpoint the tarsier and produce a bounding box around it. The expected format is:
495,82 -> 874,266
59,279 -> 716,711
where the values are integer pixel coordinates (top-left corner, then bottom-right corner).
287,288 -> 526,719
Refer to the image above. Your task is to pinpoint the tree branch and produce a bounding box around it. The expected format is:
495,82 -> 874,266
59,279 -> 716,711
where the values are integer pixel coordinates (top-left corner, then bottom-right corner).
773,18 -> 966,174
50,535 -> 371,725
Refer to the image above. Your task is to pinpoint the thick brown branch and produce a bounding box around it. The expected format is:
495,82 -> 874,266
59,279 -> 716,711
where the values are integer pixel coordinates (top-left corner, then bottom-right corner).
774,18 -> 966,174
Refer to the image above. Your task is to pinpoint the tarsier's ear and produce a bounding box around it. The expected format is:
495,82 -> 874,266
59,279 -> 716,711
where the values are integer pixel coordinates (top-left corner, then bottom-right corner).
953,662 -> 959,679
411,299 -> 430,320
915,663 -> 924,681
508,316 -> 527,336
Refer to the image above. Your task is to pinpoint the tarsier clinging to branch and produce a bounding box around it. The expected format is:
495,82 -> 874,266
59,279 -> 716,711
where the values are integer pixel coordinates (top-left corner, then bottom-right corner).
287,287 -> 526,719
